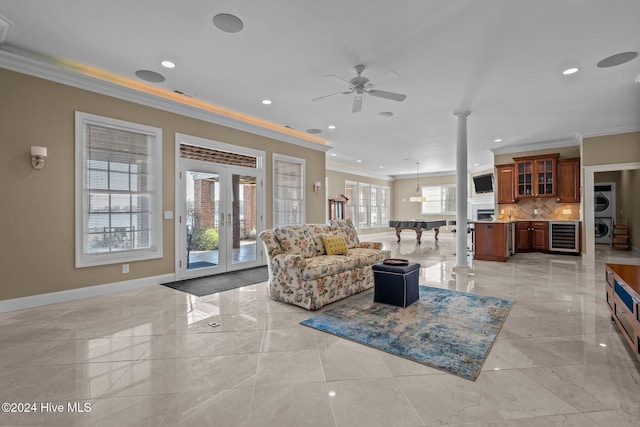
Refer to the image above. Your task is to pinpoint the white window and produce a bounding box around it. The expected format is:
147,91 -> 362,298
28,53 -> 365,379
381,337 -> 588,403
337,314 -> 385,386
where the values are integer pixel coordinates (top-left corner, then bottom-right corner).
357,183 -> 370,228
344,181 -> 356,223
75,112 -> 162,267
345,181 -> 390,229
370,185 -> 390,228
273,154 -> 305,227
421,185 -> 456,215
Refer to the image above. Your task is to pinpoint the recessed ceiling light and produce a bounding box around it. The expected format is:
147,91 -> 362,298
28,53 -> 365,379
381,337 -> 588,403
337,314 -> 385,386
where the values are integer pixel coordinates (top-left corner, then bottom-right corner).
135,69 -> 165,83
328,125 -> 336,129
261,99 -> 272,105
331,153 -> 337,157
562,67 -> 579,75
306,128 -> 321,134
597,51 -> 638,68
378,111 -> 394,117
494,138 -> 502,142
473,163 -> 479,167
161,60 -> 175,69
379,165 -> 384,169
357,160 -> 362,163
213,13 -> 244,33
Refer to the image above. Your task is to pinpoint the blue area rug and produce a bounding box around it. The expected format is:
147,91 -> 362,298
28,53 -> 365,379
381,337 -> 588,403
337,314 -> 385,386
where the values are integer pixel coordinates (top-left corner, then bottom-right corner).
301,286 -> 514,381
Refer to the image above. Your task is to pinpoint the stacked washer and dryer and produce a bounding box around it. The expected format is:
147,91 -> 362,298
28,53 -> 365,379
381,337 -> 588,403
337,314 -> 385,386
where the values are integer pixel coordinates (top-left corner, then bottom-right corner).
594,183 -> 615,244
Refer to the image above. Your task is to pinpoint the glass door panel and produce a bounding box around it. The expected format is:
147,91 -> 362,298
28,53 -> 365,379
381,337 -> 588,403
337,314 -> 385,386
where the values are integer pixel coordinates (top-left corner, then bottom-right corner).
183,169 -> 226,277
229,171 -> 259,267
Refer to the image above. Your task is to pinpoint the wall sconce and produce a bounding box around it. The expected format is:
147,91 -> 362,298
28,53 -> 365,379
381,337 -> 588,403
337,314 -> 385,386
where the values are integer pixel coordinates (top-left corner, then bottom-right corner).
313,181 -> 321,193
30,146 -> 47,170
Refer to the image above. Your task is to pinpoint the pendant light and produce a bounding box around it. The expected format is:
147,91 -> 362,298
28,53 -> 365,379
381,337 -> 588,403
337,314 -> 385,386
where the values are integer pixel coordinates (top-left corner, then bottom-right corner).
409,162 -> 427,202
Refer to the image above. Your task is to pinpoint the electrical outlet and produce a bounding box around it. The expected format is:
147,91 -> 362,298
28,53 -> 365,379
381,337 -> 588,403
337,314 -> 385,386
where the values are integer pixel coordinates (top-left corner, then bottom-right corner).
533,209 -> 539,215
500,209 -> 505,214
122,264 -> 129,274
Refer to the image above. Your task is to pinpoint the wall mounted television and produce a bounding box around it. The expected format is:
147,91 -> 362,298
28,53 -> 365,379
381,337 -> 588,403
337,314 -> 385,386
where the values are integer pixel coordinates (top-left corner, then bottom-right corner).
473,173 -> 494,194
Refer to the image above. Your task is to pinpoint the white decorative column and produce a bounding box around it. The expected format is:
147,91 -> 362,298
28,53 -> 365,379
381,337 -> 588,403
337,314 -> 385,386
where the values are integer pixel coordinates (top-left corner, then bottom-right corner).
454,111 -> 470,269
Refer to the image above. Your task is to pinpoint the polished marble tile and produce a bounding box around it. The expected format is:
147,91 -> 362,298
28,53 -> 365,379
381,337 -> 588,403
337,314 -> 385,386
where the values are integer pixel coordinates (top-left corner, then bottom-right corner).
249,382 -> 335,427
1,232 -> 640,426
398,369 -> 579,425
328,377 -> 424,427
254,349 -> 324,388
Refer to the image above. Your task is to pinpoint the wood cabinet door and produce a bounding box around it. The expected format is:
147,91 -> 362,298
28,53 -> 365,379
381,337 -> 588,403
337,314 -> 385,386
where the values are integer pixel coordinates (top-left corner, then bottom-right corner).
556,158 -> 580,203
516,221 -> 531,252
474,222 -> 507,261
515,160 -> 534,198
531,222 -> 549,251
496,164 -> 515,204
513,154 -> 559,199
536,158 -> 556,197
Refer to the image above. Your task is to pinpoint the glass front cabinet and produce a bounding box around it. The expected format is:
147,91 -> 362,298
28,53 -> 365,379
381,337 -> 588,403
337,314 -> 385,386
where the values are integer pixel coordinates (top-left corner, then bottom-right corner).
513,154 -> 558,199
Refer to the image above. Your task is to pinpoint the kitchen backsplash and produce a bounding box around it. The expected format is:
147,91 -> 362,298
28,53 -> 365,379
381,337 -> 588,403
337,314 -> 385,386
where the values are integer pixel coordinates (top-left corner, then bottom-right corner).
498,197 -> 580,220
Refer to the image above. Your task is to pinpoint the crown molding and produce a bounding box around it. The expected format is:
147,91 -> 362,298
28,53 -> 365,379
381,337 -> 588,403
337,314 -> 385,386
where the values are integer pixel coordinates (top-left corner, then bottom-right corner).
325,161 -> 395,181
580,124 -> 640,139
0,46 -> 331,153
392,169 -> 457,179
490,136 -> 579,155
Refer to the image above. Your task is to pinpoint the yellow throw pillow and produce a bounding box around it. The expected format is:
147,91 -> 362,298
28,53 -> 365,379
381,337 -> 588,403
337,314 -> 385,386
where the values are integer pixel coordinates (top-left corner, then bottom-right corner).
322,235 -> 348,255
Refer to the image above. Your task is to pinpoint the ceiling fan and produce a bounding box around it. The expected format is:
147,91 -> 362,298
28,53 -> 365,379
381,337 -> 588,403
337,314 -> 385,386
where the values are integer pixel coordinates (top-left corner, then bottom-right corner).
312,64 -> 407,113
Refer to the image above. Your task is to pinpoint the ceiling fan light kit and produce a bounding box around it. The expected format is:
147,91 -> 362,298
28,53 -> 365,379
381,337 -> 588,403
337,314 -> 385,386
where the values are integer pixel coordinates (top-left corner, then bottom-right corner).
313,64 -> 407,112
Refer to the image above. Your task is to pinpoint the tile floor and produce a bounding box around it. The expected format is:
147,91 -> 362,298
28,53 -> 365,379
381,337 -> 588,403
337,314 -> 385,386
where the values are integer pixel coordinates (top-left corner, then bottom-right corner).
1,231 -> 639,426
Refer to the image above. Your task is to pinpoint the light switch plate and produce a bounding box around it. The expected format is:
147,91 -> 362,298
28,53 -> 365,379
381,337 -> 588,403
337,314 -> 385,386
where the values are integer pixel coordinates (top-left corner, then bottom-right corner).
164,211 -> 173,220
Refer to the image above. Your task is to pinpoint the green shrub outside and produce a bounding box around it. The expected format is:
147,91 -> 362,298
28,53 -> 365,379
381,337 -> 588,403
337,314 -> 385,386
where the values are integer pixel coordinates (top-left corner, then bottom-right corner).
191,227 -> 219,250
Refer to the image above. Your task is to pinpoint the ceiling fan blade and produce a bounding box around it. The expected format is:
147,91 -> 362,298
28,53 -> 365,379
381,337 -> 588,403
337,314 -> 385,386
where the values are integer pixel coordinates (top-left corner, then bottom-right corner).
367,89 -> 407,102
312,90 -> 353,101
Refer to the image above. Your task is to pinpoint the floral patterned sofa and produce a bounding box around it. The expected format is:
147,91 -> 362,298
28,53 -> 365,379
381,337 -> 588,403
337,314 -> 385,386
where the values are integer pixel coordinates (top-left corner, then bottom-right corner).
259,219 -> 391,310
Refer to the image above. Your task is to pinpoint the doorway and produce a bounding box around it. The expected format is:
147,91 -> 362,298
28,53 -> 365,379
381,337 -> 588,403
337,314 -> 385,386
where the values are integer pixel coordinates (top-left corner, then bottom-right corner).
175,135 -> 265,280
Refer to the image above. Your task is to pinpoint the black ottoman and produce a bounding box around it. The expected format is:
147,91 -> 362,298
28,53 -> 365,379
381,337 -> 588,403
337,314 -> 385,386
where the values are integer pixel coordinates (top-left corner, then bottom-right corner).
372,262 -> 420,307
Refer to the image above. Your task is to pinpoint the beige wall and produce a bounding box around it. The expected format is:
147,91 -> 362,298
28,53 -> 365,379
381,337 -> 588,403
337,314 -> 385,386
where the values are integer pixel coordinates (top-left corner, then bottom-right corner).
392,174 -> 456,225
582,132 -> 640,166
0,69 -> 326,300
620,169 -> 640,248
584,132 -> 640,251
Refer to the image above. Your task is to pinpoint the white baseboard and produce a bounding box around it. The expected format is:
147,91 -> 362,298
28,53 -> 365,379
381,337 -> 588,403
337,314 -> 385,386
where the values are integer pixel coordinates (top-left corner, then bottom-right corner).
0,273 -> 176,313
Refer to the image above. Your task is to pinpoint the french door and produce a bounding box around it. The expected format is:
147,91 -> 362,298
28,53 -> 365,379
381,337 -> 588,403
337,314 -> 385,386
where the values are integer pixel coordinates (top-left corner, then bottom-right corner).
178,158 -> 262,279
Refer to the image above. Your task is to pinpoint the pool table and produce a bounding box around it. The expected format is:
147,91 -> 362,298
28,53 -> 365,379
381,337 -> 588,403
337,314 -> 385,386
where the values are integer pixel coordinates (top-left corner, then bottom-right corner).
389,219 -> 447,243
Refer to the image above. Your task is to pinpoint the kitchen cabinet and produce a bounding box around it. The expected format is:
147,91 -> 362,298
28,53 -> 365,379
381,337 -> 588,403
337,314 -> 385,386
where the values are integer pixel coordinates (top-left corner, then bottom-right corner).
513,154 -> 559,199
556,157 -> 580,203
474,221 -> 515,262
495,164 -> 516,204
516,221 -> 548,252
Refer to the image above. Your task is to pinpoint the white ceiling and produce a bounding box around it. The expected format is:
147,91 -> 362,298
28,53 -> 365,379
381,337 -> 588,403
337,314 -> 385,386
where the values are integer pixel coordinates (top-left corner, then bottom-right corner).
1,0 -> 639,178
